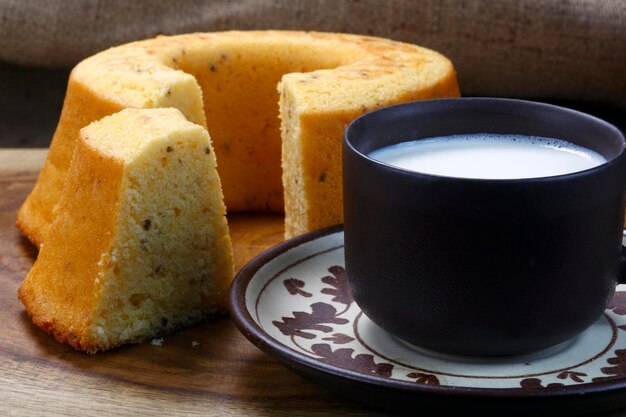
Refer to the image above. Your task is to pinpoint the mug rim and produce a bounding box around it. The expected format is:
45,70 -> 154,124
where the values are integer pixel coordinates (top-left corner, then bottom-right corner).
344,97 -> 626,185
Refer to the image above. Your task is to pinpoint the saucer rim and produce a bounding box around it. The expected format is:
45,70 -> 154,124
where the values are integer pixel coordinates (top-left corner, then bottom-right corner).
228,223 -> 626,401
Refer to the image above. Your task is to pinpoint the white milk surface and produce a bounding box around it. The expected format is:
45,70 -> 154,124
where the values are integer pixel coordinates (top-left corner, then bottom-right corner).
368,134 -> 607,179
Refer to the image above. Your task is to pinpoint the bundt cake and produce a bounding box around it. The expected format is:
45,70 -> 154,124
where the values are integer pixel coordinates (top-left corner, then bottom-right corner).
18,108 -> 233,353
16,30 -> 459,244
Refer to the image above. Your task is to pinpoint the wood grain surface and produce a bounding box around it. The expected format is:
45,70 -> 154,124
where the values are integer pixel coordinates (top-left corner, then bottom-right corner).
0,149 -> 389,417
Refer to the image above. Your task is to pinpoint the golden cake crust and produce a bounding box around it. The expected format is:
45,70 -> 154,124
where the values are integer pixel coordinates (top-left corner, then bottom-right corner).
17,30 -> 459,246
18,135 -> 124,351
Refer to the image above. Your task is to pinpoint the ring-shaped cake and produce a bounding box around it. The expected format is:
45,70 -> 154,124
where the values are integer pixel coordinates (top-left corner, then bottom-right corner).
17,30 -> 459,245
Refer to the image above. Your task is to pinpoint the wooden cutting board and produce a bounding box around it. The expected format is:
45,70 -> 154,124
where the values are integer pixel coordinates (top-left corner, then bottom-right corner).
0,149 -> 388,417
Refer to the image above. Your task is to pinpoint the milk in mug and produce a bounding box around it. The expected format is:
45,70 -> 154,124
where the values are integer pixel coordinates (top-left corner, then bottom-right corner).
368,134 -> 607,179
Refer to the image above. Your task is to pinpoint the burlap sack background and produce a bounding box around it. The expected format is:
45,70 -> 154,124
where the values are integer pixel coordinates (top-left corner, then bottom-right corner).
1,0 -> 624,109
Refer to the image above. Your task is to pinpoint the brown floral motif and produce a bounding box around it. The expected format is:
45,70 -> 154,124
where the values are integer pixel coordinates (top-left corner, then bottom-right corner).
322,333 -> 355,344
607,291 -> 626,315
520,378 -> 565,389
311,343 -> 393,377
556,371 -> 586,383
283,278 -> 312,298
320,266 -> 353,307
593,349 -> 626,382
273,302 -> 349,339
406,372 -> 440,385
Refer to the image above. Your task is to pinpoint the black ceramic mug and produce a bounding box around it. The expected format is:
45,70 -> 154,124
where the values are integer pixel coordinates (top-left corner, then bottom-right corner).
343,98 -> 626,357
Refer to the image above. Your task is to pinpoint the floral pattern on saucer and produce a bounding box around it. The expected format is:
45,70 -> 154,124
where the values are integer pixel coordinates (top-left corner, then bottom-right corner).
246,230 -> 626,389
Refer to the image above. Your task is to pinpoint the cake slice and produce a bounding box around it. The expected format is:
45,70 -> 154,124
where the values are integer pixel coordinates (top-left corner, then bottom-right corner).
18,108 -> 233,353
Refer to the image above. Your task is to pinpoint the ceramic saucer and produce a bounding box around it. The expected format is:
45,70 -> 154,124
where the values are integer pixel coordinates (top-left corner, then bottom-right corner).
229,225 -> 626,416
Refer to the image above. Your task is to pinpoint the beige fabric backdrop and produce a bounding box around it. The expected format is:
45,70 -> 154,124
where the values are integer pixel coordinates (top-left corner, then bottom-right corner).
1,0 -> 624,108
